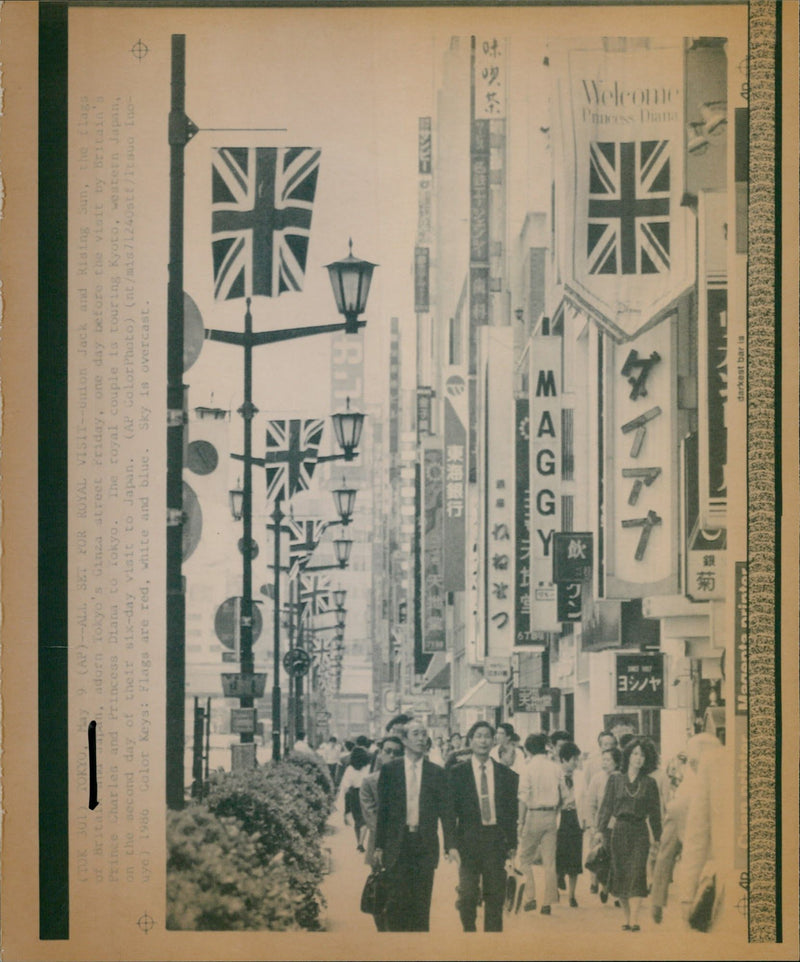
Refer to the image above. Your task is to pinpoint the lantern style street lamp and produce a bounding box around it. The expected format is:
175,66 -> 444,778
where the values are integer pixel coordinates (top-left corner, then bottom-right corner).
229,479 -> 244,521
333,588 -> 346,610
325,239 -> 378,334
332,479 -> 357,525
331,397 -> 365,462
333,534 -> 353,569
165,35 -> 379,801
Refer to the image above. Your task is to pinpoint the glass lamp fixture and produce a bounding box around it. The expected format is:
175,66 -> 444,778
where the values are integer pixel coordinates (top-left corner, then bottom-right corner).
331,397 -> 365,461
229,478 -> 244,521
333,588 -> 347,610
332,478 -> 357,524
333,534 -> 353,568
325,239 -> 377,334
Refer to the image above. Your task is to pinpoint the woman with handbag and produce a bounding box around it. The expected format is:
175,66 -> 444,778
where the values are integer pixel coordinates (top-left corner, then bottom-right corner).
596,737 -> 662,932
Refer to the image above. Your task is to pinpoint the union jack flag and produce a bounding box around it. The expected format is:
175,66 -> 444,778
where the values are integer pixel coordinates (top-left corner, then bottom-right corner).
300,573 -> 332,616
264,418 -> 324,503
587,141 -> 670,276
286,518 -> 331,579
211,146 -> 321,300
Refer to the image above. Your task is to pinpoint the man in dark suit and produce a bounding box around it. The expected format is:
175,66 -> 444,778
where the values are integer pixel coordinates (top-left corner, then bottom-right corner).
374,716 -> 456,931
447,720 -> 519,932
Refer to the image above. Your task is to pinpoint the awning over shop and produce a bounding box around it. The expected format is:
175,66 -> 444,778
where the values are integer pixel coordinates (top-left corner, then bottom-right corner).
421,652 -> 451,692
453,678 -> 503,710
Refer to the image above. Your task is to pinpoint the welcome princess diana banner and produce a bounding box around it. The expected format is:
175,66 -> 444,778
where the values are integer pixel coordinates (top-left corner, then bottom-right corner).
551,38 -> 697,342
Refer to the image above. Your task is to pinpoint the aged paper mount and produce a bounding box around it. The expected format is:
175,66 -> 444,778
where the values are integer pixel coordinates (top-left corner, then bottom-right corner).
1,2 -> 798,960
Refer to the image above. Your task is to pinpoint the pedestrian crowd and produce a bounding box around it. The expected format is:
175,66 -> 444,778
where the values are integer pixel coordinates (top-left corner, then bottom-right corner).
306,718 -> 726,934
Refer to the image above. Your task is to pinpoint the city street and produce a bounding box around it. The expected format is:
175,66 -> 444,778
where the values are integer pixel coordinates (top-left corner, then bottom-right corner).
319,804 -> 738,954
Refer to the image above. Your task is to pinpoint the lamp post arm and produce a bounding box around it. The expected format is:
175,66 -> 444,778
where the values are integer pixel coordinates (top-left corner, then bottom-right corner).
205,318 -> 366,348
315,452 -> 359,464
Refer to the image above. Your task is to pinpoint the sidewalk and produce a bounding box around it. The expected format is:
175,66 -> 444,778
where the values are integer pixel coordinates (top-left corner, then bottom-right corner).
319,805 -> 742,950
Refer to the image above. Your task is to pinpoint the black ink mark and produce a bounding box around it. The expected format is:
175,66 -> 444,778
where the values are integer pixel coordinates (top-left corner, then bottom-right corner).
88,720 -> 99,810
131,39 -> 149,61
137,913 -> 156,934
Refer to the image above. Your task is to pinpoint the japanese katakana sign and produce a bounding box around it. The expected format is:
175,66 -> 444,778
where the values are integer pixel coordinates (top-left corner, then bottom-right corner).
515,397 -> 533,644
422,443 -> 446,653
615,652 -> 665,707
444,377 -> 467,591
606,318 -> 678,597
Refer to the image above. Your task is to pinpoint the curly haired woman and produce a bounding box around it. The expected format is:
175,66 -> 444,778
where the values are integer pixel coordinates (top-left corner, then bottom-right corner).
596,737 -> 662,932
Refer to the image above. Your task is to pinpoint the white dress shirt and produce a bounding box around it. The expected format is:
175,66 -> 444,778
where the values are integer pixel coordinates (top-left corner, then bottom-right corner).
404,755 -> 423,827
518,753 -> 561,809
471,755 -> 496,825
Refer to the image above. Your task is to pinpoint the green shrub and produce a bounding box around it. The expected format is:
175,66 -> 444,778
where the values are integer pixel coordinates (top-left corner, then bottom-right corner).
166,805 -> 302,931
285,749 -> 335,803
203,760 -> 332,929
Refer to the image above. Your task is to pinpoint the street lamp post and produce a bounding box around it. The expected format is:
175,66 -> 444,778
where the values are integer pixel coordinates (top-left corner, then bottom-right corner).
166,34 -> 377,800
207,241 -> 374,767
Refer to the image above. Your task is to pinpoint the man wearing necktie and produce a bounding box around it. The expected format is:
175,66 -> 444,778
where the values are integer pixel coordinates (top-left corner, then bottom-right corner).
374,717 -> 456,931
447,721 -> 519,931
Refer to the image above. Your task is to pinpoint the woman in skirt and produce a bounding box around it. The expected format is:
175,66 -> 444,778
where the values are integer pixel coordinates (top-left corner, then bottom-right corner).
596,737 -> 662,931
556,741 -> 585,908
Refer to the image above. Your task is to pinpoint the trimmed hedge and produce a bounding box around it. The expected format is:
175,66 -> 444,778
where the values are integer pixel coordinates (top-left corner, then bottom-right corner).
166,805 -> 302,930
167,755 -> 335,931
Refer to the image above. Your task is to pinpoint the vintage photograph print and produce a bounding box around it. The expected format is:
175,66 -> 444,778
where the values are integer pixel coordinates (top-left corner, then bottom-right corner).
1,2 -> 797,960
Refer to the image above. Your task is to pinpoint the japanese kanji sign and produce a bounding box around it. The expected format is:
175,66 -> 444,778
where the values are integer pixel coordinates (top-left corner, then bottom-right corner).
615,652 -> 665,707
513,686 -> 561,714
553,532 -> 594,583
484,327 -> 515,657
473,36 -> 507,119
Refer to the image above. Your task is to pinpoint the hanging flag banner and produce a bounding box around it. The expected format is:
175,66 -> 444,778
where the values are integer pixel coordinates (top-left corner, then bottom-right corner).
264,418 -> 324,502
299,573 -> 332,616
211,147 -> 320,300
443,371 -> 468,591
286,518 -> 331,578
551,40 -> 694,340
